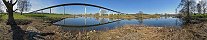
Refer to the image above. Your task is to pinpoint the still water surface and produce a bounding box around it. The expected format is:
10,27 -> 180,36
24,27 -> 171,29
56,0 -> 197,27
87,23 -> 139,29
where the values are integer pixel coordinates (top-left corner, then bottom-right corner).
54,17 -> 183,31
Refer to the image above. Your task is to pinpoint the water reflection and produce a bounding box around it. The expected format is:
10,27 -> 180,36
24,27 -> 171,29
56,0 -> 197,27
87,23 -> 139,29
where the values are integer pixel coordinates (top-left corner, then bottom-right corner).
54,17 -> 183,31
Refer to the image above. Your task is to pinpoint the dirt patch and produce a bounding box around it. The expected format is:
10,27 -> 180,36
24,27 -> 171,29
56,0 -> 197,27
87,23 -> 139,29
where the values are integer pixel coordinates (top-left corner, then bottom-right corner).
4,19 -> 32,25
15,19 -> 32,25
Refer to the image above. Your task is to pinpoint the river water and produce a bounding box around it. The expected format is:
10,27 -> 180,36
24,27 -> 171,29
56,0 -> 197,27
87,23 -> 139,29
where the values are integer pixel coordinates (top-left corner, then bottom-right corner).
54,17 -> 183,31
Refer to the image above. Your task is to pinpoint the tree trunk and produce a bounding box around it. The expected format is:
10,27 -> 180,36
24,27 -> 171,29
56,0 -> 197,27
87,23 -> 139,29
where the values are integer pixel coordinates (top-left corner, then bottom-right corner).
186,1 -> 191,23
204,8 -> 206,14
20,11 -> 23,15
7,9 -> 17,25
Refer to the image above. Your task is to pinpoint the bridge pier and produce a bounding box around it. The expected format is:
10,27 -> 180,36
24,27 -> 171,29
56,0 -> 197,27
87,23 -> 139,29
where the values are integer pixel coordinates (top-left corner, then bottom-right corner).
84,5 -> 87,25
99,13 -> 102,16
63,6 -> 65,15
99,9 -> 101,16
50,8 -> 52,14
108,13 -> 110,16
41,10 -> 43,14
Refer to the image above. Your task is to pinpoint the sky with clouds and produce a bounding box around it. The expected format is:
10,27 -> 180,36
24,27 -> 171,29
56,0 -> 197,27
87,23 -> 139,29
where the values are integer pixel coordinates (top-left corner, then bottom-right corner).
0,0 -> 206,14
29,0 -> 181,14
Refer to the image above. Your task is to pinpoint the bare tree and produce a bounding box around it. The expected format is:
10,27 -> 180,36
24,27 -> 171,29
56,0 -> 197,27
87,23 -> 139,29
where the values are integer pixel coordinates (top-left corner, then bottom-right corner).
199,0 -> 207,14
197,3 -> 202,14
0,1 -> 4,13
177,0 -> 197,18
137,11 -> 143,14
0,7 -> 3,13
177,0 -> 197,22
196,0 -> 207,14
0,0 -> 19,25
0,10 -> 3,13
17,0 -> 31,15
137,11 -> 144,17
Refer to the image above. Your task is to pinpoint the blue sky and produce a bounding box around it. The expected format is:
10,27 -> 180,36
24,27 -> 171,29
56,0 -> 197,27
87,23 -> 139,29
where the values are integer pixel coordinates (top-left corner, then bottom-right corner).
29,0 -> 181,14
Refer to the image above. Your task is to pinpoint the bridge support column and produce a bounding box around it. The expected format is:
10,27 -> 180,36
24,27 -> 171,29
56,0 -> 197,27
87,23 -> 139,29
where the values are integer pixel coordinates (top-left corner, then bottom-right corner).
63,6 -> 65,15
50,8 -> 52,14
84,6 -> 87,17
99,9 -> 101,16
99,13 -> 102,16
84,5 -> 87,25
41,10 -> 43,13
108,13 -> 110,16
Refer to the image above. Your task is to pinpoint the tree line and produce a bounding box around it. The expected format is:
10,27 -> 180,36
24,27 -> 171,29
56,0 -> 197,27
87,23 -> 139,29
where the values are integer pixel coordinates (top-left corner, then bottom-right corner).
177,0 -> 207,18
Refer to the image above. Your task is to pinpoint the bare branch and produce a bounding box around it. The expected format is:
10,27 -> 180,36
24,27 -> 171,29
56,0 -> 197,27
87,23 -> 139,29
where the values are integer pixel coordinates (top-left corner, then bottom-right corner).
6,9 -> 8,12
10,0 -> 13,3
2,0 -> 8,5
17,0 -> 31,14
13,0 -> 18,6
13,9 -> 18,12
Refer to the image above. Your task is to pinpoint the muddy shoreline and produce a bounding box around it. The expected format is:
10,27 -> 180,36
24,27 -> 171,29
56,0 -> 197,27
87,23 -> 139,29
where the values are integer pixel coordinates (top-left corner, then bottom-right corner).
79,23 -> 207,40
0,16 -> 207,40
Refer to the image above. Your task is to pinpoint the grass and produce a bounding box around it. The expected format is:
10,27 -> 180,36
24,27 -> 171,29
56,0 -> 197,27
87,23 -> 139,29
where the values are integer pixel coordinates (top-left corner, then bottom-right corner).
0,13 -> 160,22
1,13 -> 29,20
0,13 -> 72,22
24,13 -> 71,18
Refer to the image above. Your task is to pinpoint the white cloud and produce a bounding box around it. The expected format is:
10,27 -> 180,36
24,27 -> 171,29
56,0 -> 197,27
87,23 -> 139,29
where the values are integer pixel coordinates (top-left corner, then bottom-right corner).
195,0 -> 202,3
195,0 -> 207,3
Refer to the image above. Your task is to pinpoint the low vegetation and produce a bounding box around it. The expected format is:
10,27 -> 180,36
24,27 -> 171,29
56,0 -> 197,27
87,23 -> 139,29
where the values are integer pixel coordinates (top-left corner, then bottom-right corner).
0,13 -> 75,25
79,22 -> 207,40
89,14 -> 160,19
192,14 -> 207,18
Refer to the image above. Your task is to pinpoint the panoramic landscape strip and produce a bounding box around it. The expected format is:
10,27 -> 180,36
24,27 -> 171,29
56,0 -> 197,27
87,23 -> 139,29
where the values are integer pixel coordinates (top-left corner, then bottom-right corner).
0,0 -> 207,40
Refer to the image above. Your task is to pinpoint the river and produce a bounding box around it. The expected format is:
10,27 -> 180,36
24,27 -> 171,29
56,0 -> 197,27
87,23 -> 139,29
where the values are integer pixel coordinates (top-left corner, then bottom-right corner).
54,17 -> 183,31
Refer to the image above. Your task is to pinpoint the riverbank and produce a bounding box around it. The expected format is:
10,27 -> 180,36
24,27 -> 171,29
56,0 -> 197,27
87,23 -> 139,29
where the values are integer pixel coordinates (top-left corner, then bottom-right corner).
0,13 -> 207,40
86,14 -> 160,19
0,13 -> 76,40
0,18 -> 207,40
78,23 -> 207,40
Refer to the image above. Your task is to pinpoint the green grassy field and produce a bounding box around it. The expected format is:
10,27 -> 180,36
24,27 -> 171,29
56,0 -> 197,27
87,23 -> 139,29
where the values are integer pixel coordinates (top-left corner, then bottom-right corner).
24,13 -> 70,18
0,13 -> 71,21
1,13 -> 29,20
0,13 -> 161,21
